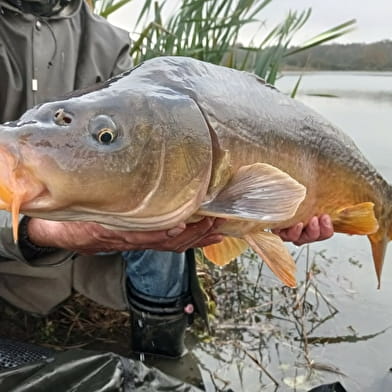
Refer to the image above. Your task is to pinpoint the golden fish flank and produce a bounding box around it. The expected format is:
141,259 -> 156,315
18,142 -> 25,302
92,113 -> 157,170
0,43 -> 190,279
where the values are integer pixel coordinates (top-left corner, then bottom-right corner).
0,56 -> 390,288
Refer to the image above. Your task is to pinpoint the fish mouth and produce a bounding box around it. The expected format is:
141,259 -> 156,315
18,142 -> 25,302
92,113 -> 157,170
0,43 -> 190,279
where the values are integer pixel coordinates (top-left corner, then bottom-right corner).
0,145 -> 47,242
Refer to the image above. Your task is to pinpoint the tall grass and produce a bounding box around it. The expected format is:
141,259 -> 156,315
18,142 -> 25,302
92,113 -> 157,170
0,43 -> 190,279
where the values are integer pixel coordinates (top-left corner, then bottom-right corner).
93,0 -> 355,84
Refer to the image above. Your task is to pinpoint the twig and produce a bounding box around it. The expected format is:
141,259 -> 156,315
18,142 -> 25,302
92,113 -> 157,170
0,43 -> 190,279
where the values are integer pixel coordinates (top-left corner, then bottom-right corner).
233,341 -> 280,387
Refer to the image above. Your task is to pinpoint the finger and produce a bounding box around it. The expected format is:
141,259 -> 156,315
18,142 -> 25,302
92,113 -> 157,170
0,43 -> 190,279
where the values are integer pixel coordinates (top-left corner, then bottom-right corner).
211,217 -> 227,230
306,216 -> 321,241
97,218 -> 215,251
118,224 -> 186,245
126,217 -> 220,246
183,234 -> 224,250
166,217 -> 217,251
72,238 -> 132,253
278,222 -> 304,242
180,217 -> 216,238
294,216 -> 320,245
167,222 -> 187,237
318,214 -> 334,240
273,227 -> 288,241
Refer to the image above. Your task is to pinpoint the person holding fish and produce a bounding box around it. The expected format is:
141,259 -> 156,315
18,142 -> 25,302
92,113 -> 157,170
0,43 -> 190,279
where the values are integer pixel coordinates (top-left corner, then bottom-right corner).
0,0 -> 333,361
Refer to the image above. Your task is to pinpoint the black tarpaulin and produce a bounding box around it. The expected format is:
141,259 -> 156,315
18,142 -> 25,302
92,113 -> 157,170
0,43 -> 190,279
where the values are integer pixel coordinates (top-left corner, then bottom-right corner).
0,344 -> 202,392
308,382 -> 347,392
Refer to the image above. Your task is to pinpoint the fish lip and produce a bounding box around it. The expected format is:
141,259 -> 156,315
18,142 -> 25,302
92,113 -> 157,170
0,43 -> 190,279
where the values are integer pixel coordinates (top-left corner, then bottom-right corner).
0,145 -> 17,207
0,144 -> 47,209
19,188 -> 56,212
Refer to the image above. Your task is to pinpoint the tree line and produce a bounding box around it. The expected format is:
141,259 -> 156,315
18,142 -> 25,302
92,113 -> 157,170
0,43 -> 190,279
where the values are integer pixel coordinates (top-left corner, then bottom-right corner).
281,40 -> 392,71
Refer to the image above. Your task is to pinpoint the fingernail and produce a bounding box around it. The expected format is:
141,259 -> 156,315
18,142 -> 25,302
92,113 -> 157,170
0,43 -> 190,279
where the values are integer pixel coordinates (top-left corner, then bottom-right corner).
310,217 -> 317,229
296,222 -> 304,233
167,224 -> 186,237
211,234 -> 224,243
321,214 -> 331,227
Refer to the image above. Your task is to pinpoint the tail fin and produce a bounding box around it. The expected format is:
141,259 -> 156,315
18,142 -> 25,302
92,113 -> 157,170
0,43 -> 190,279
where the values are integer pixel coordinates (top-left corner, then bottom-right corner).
368,190 -> 392,289
368,230 -> 389,289
390,185 -> 392,242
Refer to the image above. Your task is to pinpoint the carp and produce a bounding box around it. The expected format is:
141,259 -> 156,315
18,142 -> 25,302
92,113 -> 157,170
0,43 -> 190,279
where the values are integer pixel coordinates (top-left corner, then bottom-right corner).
0,56 -> 391,288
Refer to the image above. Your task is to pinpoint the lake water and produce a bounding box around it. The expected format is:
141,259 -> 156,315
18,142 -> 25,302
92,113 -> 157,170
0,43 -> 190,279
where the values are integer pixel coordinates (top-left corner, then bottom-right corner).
190,72 -> 392,392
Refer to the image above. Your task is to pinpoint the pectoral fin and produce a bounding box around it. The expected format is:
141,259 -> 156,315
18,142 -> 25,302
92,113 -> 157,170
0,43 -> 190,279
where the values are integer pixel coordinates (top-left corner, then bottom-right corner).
205,149 -> 232,201
199,163 -> 306,222
203,237 -> 249,266
244,231 -> 297,288
331,202 -> 379,235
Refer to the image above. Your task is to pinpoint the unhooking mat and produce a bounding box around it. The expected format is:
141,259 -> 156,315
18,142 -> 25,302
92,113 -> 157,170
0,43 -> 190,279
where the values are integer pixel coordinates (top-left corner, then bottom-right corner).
0,338 -> 201,392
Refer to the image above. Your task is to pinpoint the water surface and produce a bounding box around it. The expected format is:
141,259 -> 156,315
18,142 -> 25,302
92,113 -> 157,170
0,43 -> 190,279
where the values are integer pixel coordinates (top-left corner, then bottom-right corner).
193,71 -> 392,392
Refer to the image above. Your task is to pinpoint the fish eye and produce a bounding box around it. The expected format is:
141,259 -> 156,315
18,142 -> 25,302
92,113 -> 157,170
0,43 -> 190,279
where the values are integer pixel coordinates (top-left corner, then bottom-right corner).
97,128 -> 116,144
89,115 -> 118,145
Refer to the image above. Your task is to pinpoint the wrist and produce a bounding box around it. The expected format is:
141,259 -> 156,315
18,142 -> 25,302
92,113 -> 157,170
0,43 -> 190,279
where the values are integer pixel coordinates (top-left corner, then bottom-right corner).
18,217 -> 59,260
26,217 -> 54,247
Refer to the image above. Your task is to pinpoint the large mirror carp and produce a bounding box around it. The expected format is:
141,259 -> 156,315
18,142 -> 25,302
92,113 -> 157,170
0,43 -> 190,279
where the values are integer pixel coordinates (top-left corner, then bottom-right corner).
0,57 -> 390,287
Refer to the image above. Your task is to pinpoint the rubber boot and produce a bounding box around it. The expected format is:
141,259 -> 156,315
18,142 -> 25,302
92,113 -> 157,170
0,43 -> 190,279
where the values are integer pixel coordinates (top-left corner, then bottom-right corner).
127,249 -> 208,359
129,296 -> 206,388
128,287 -> 194,359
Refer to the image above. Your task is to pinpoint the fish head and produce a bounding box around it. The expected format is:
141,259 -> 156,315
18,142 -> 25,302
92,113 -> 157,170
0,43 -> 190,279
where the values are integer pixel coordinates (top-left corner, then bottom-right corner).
0,86 -> 213,235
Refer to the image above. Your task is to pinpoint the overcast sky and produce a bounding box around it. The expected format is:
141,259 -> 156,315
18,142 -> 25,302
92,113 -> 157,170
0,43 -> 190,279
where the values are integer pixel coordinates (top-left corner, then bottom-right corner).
109,0 -> 392,45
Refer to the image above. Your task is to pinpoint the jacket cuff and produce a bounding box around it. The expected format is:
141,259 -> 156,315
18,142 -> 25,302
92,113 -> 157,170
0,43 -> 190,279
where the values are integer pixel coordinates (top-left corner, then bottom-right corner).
18,216 -> 59,261
0,215 -> 74,266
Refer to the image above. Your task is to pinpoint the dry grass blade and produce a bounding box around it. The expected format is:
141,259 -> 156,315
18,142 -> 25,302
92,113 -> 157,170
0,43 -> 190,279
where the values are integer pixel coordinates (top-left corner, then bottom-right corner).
0,294 -> 130,351
232,340 -> 280,387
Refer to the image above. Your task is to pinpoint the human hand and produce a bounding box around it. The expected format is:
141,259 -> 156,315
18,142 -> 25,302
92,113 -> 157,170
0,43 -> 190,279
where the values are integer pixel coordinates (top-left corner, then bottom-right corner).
26,217 -> 225,254
272,214 -> 333,246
